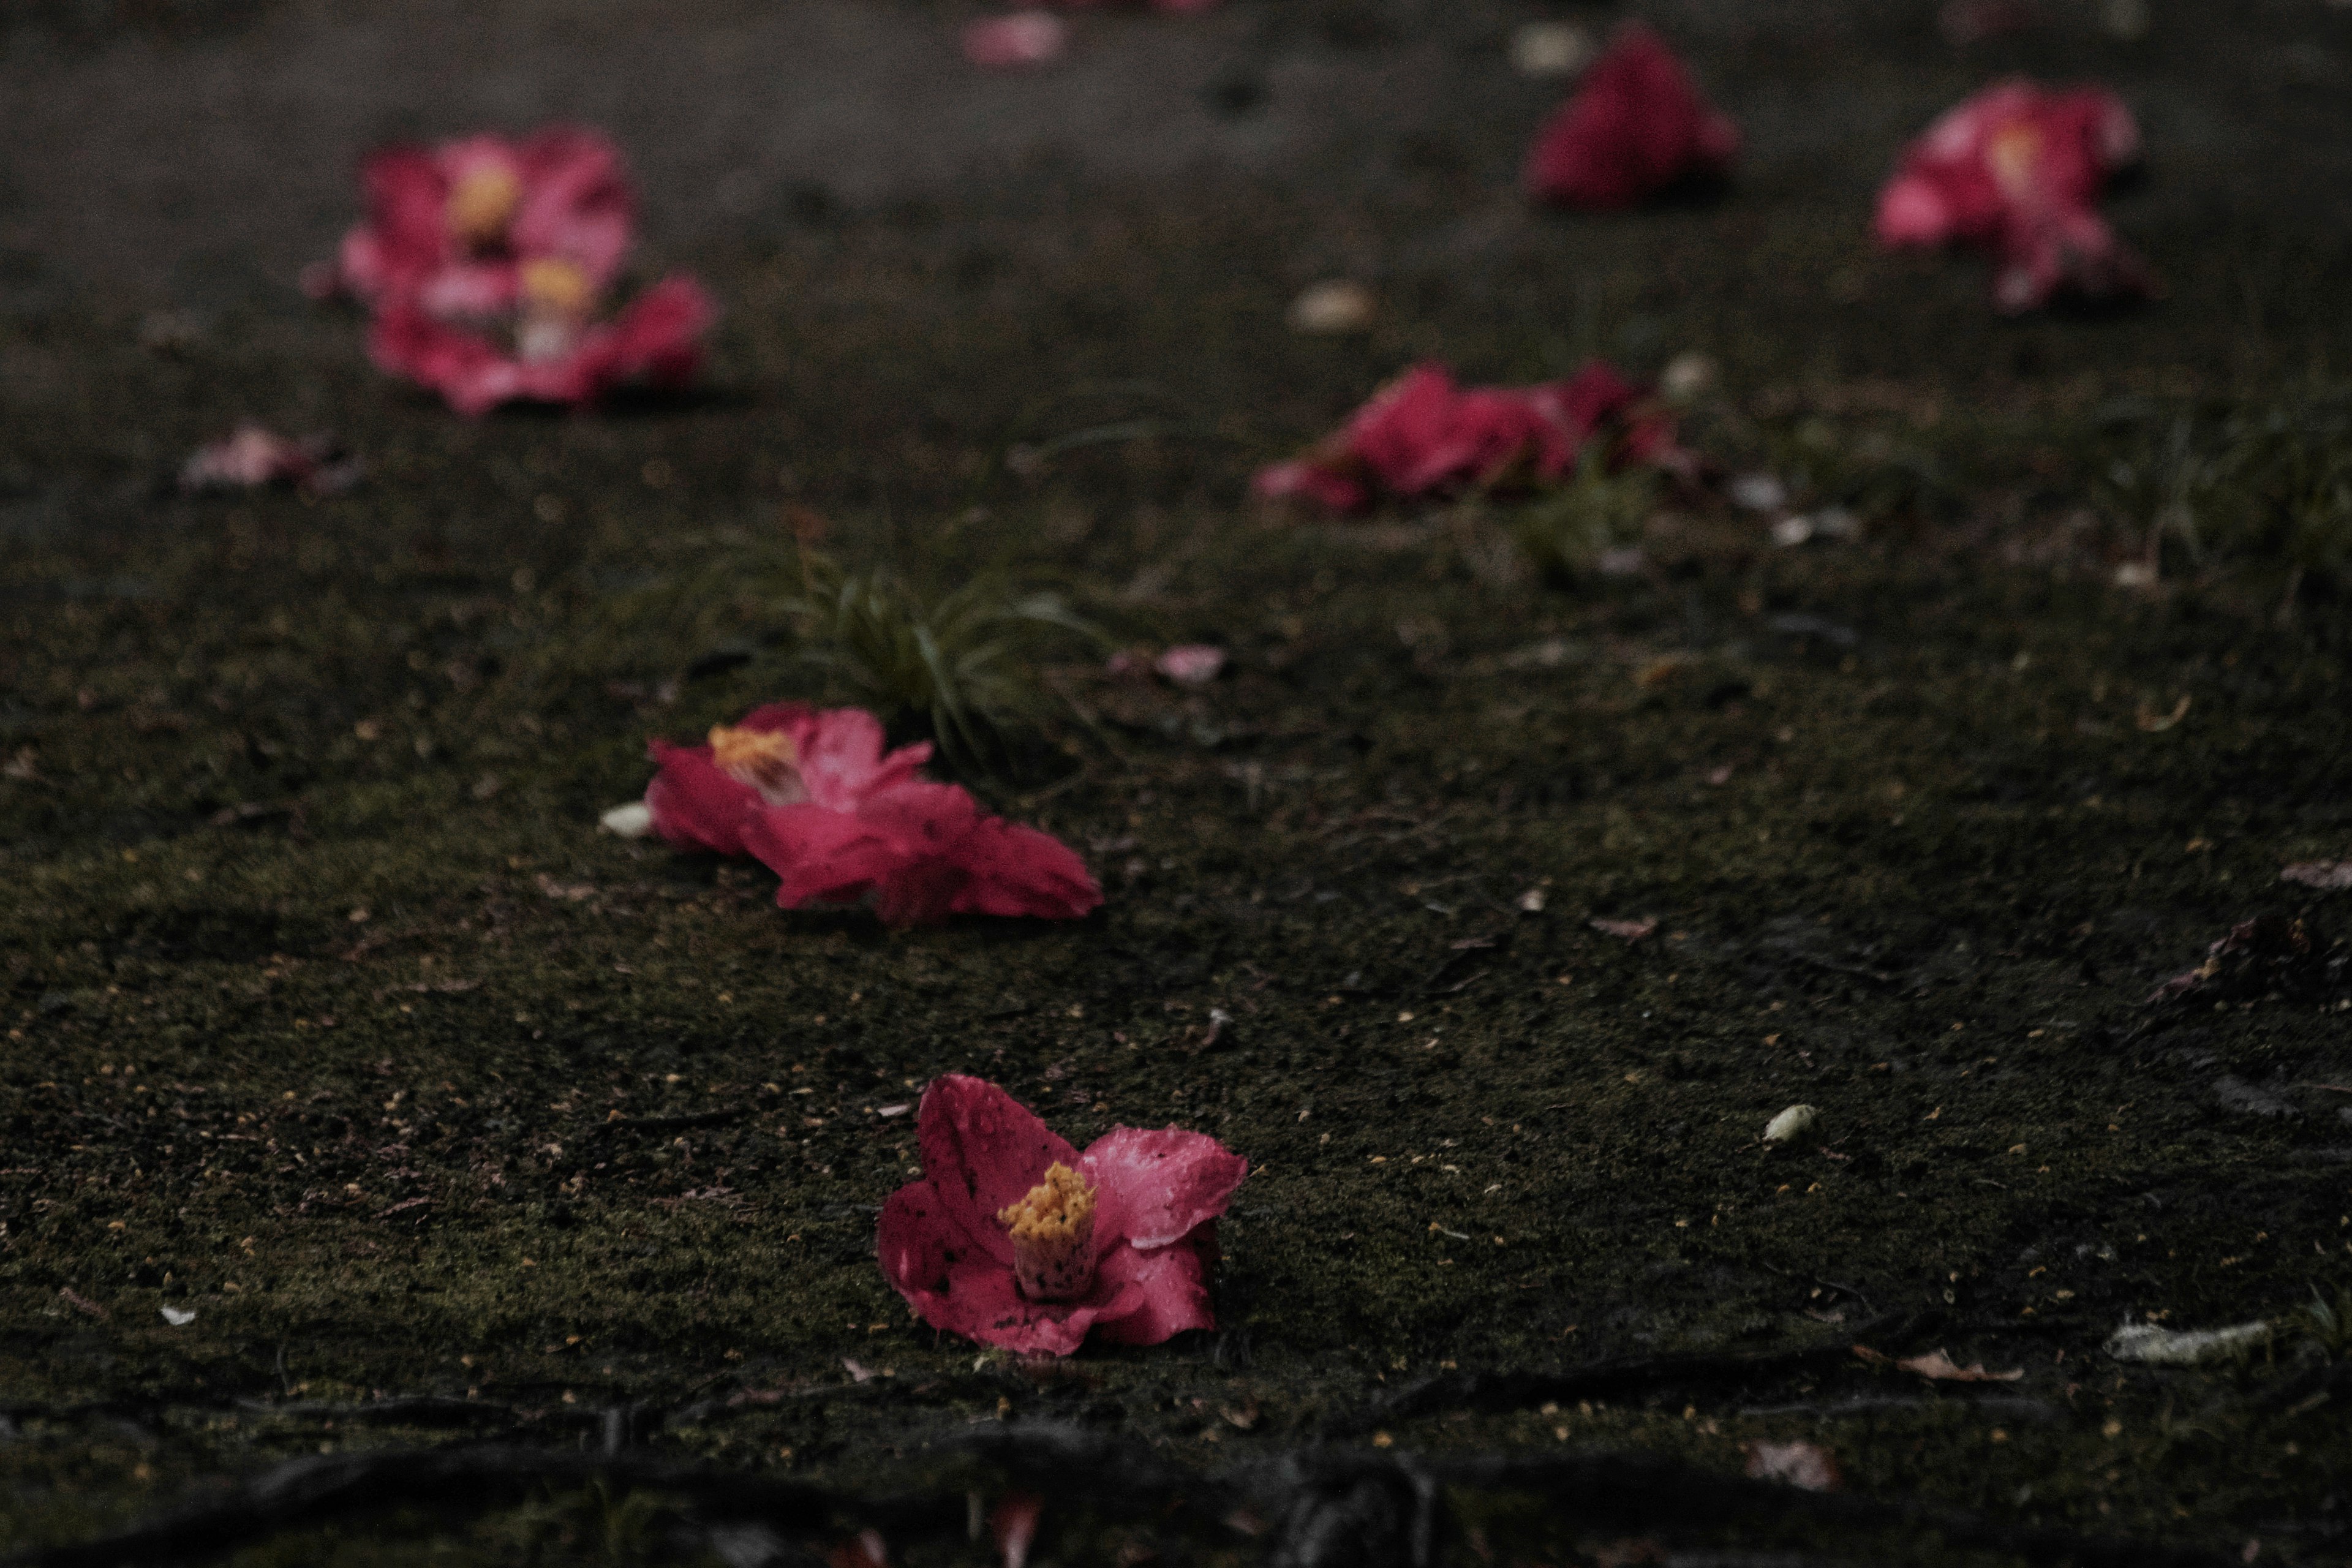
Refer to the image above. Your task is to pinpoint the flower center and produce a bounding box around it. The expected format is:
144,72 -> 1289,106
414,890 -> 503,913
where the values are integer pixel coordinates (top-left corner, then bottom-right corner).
514,258 -> 598,363
519,257 -> 596,318
1986,123 -> 2043,201
997,1162 -> 1097,1302
445,164 -> 523,249
707,724 -> 805,805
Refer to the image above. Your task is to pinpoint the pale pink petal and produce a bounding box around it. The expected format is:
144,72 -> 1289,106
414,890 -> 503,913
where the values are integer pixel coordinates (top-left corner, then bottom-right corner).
1079,1125 -> 1248,1248
1154,645 -> 1226,688
964,14 -> 1069,69
785,706 -> 933,811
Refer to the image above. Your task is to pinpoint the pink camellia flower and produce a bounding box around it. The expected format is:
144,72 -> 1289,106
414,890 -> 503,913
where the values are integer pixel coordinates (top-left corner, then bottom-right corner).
878,1074 -> 1248,1355
639,703 -> 1101,926
1253,360 -> 1678,516
312,126 -> 634,318
1874,80 -> 2155,312
370,266 -> 714,415
1524,24 -> 1739,208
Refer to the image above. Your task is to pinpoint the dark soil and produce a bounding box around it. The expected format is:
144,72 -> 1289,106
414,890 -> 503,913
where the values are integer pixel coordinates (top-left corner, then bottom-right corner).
5,2 -> 2352,1564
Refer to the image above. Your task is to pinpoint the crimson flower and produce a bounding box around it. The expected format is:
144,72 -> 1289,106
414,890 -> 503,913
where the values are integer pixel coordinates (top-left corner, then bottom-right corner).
641,703 -> 1100,926
1874,80 -> 2155,312
370,268 -> 714,415
878,1074 -> 1248,1355
1253,361 -> 1678,516
1523,25 -> 1739,208
311,126 -> 635,317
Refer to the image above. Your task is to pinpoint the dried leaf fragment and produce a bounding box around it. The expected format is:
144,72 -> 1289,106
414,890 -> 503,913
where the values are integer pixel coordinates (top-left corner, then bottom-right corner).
1744,1439 -> 1841,1490
1896,1348 -> 2022,1382
1591,916 -> 1657,941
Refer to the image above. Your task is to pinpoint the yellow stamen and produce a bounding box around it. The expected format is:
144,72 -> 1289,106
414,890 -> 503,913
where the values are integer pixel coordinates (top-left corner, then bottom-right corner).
997,1163 -> 1097,1302
445,164 -> 523,247
519,257 -> 595,319
707,724 -> 804,803
1986,123 -> 2043,200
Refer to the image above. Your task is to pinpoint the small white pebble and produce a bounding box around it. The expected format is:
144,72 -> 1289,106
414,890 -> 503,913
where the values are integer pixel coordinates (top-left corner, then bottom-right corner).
1287,280 -> 1376,336
1659,352 -> 1717,402
1509,20 -> 1592,78
599,801 -> 654,838
1763,1104 -> 1818,1145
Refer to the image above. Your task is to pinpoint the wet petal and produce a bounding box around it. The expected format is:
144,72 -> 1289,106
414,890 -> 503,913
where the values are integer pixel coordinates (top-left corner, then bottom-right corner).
1080,1125 -> 1247,1248
911,1075 -> 1078,1267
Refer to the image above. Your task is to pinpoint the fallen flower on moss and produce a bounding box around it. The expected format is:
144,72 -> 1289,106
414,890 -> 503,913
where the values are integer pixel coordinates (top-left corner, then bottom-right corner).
1253,361 -> 1677,516
310,126 -> 634,317
878,1074 -> 1248,1354
370,266 -> 713,415
638,703 -> 1100,925
1523,24 -> 1738,208
1874,80 -> 2155,312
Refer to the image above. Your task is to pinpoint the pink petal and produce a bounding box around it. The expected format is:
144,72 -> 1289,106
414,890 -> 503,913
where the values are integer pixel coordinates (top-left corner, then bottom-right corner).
879,1189 -> 1141,1355
1089,1234 -> 1218,1346
508,126 -> 635,293
913,1075 -> 1079,1266
1153,644 -> 1226,688
1079,1125 -> 1247,1248
943,818 -> 1104,922
782,706 -> 933,811
1523,24 -> 1736,208
1250,458 -> 1368,515
1874,175 -> 1955,248
643,743 -> 763,857
963,14 -> 1069,68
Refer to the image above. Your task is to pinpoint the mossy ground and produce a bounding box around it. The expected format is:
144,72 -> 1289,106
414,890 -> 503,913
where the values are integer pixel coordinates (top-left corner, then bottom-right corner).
5,2 -> 2352,1563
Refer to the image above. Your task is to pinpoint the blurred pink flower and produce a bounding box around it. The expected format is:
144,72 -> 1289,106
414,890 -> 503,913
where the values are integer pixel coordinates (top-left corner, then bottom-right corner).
369,266 -> 712,415
963,13 -> 1069,67
878,1074 -> 1247,1354
1254,361 -> 1678,516
314,126 -> 634,318
640,703 -> 1101,926
1523,25 -> 1738,208
1875,80 -> 2155,312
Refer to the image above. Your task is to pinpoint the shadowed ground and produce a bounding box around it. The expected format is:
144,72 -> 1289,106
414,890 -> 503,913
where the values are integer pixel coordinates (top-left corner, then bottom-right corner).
4,2 -> 2352,1564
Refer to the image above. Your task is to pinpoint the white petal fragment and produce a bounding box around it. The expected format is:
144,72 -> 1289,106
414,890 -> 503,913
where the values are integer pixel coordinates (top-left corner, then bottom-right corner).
2104,1320 -> 2271,1365
599,801 -> 654,838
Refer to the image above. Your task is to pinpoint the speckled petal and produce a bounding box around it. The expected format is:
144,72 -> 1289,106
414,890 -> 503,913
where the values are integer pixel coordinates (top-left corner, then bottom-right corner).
1080,1126 -> 1247,1250
1090,1236 -> 1216,1346
913,1075 -> 1078,1267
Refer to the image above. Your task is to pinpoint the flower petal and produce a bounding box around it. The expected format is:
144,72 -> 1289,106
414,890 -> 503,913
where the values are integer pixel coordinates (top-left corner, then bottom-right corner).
782,706 -> 933,812
1080,1125 -> 1248,1250
913,1075 -> 1078,1267
944,818 -> 1104,922
922,1253 -> 1144,1355
644,743 -> 762,857
1090,1235 -> 1217,1346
